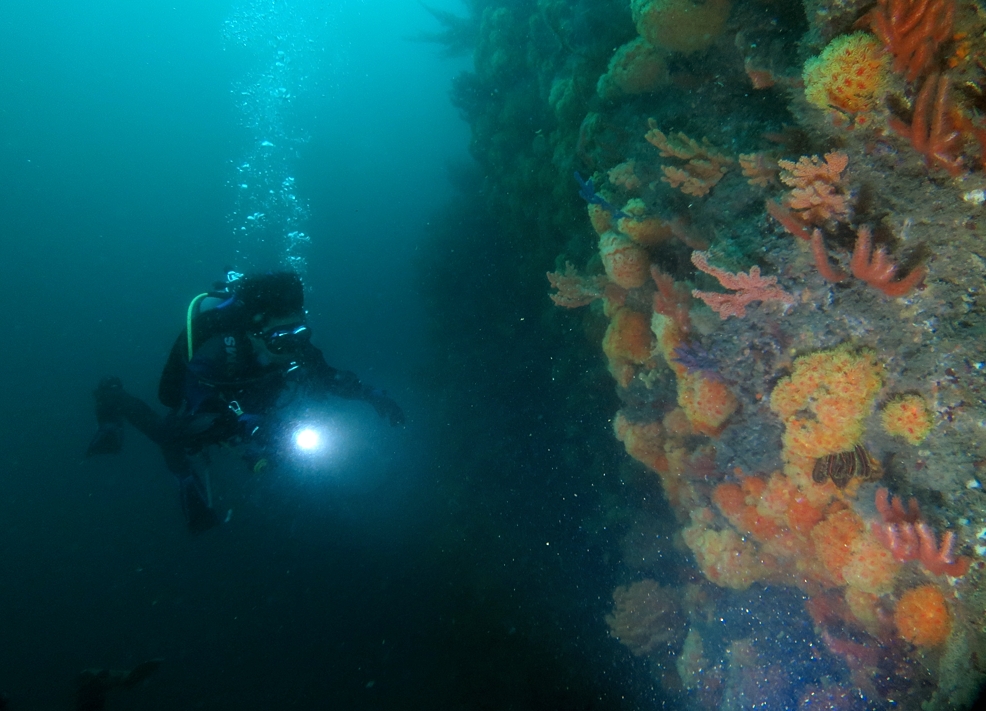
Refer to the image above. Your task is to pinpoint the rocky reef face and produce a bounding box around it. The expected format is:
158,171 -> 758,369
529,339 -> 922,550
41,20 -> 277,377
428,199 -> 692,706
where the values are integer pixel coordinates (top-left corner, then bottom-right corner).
433,0 -> 986,708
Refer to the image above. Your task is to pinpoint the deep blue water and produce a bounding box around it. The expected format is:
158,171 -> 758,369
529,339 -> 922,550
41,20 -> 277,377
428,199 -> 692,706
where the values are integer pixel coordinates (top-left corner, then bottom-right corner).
0,1 -> 520,707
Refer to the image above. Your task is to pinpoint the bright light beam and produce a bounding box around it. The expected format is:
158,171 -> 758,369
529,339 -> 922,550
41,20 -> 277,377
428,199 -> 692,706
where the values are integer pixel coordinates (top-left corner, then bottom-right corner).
294,427 -> 321,452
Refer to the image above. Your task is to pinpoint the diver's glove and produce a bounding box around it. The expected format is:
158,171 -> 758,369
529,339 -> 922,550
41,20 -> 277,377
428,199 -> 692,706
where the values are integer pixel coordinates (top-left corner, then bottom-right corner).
177,474 -> 219,533
86,377 -> 126,457
366,389 -> 405,426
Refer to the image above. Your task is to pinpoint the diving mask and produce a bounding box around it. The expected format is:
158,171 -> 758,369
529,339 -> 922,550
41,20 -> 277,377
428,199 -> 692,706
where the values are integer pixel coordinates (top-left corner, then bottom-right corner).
262,323 -> 311,354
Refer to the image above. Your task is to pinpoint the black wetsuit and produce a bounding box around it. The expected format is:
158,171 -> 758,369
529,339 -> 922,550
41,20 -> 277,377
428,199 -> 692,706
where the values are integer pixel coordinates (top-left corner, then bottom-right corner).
91,305 -> 399,531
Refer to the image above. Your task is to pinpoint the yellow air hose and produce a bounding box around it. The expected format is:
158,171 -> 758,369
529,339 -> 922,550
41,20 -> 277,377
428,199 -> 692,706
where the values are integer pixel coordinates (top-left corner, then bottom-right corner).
186,293 -> 210,360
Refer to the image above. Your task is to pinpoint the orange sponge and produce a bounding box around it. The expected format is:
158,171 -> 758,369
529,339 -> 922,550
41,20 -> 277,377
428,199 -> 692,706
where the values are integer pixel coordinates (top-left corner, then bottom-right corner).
599,231 -> 650,289
604,308 -> 653,364
678,371 -> 739,437
895,584 -> 952,647
588,203 -> 614,235
614,411 -> 668,474
632,0 -> 732,54
803,33 -> 890,114
597,37 -> 668,99
881,394 -> 934,445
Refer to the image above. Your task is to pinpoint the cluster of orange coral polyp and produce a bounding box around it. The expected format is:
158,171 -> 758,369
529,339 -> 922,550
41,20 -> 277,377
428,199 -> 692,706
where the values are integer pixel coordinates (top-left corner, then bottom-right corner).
881,393 -> 934,444
895,584 -> 952,646
770,345 -> 883,460
871,0 -> 955,83
803,34 -> 889,114
811,508 -> 864,586
713,478 -> 783,543
677,371 -> 739,437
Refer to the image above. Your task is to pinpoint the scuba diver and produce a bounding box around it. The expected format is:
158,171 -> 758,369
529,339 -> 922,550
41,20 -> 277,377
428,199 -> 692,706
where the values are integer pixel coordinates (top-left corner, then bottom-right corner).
85,271 -> 405,532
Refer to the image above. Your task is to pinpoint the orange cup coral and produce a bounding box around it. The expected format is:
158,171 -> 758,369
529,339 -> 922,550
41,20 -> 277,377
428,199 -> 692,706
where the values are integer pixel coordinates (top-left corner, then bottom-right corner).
842,531 -> 900,595
811,508 -> 865,585
881,393 -> 934,445
677,371 -> 739,437
683,507 -> 764,590
803,33 -> 890,115
895,584 -> 952,647
770,344 -> 884,461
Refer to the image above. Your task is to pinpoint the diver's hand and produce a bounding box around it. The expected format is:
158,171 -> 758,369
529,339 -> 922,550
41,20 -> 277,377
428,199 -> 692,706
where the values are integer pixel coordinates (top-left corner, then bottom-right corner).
367,390 -> 405,426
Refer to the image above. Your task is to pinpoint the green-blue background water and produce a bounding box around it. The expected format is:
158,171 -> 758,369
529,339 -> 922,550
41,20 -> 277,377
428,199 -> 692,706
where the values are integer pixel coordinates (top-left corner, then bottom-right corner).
0,1 -> 650,708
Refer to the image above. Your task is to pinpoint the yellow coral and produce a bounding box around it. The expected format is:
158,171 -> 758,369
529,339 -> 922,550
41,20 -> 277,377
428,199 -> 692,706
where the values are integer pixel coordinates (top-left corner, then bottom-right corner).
881,393 -> 934,445
803,33 -> 890,114
631,0 -> 732,54
842,531 -> 899,595
770,345 -> 883,461
683,508 -> 763,589
597,37 -> 669,100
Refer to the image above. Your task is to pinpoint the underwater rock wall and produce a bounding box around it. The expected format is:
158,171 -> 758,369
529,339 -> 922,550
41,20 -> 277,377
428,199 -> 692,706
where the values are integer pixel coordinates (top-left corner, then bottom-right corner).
452,0 -> 986,708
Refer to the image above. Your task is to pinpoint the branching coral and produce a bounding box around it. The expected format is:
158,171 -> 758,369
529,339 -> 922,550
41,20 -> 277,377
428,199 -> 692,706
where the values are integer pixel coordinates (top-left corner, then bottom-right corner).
690,251 -> 795,319
869,0 -> 955,83
777,152 -> 851,226
849,226 -> 926,297
738,152 -> 778,187
645,121 -> 733,196
871,487 -> 970,576
547,262 -> 607,308
889,73 -> 963,176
